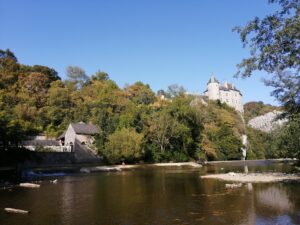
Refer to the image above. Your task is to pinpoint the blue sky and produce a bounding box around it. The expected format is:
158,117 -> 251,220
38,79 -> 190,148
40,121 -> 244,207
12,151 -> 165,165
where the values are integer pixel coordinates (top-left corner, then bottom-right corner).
0,0 -> 279,104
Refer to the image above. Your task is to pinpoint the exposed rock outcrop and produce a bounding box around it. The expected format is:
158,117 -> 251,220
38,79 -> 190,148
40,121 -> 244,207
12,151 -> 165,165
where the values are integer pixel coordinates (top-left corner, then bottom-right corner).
248,110 -> 287,132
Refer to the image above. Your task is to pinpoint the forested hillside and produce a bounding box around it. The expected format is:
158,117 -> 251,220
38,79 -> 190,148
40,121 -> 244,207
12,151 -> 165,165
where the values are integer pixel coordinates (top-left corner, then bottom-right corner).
0,49 -> 284,163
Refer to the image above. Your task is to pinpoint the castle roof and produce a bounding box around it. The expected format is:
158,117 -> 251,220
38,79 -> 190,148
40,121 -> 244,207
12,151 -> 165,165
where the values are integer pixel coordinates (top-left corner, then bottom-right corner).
207,75 -> 219,84
219,85 -> 242,95
205,75 -> 243,96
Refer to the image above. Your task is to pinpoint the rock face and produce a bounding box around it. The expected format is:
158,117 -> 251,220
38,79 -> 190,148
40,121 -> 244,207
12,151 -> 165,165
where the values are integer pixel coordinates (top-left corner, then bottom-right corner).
248,110 -> 287,132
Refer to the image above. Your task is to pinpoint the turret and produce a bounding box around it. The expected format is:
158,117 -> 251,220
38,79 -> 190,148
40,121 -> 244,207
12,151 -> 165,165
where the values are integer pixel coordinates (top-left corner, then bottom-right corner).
207,75 -> 220,100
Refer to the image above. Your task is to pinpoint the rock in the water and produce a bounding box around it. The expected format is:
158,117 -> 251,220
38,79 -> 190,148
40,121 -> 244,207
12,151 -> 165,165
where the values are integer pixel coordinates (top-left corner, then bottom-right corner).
80,168 -> 90,173
228,172 -> 236,176
50,179 -> 58,184
4,208 -> 30,214
225,183 -> 242,189
19,183 -> 40,188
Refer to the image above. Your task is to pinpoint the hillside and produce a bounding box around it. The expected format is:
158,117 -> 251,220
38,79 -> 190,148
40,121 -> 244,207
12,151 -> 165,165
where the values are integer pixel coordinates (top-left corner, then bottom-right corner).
244,102 -> 284,159
0,49 -> 286,162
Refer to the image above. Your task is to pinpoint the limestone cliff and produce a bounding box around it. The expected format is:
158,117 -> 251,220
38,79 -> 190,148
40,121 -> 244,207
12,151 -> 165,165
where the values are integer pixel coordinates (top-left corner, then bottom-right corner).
248,110 -> 287,132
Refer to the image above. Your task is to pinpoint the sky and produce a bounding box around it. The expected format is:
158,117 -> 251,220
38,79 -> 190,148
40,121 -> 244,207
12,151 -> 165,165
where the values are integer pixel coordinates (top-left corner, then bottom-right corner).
0,0 -> 280,105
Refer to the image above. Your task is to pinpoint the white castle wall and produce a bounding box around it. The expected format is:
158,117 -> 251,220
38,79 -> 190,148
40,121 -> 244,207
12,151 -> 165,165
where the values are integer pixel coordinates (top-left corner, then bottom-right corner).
207,82 -> 220,100
205,77 -> 244,113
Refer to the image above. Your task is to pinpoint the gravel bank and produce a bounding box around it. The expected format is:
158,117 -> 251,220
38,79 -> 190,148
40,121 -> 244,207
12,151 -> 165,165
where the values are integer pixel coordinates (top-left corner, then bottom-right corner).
201,172 -> 300,183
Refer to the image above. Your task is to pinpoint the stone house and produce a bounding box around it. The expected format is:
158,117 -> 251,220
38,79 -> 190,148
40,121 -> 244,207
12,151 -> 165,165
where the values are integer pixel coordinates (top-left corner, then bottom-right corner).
61,122 -> 100,151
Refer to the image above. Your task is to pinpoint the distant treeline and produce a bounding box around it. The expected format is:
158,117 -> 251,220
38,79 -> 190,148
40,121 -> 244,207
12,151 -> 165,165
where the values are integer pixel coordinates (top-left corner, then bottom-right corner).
0,49 -> 288,163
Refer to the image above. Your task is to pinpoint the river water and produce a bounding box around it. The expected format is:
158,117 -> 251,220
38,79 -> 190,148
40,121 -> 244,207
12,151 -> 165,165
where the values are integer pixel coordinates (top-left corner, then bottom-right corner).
0,162 -> 299,225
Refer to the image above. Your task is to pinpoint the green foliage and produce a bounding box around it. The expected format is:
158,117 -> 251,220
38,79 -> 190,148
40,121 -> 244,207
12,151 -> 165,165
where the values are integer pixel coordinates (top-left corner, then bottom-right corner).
91,70 -> 109,81
235,0 -> 300,159
246,126 -> 279,159
103,128 -> 144,164
215,124 -> 243,160
234,0 -> 300,77
277,115 -> 300,158
124,82 -> 155,105
199,100 -> 244,160
1,49 -> 281,163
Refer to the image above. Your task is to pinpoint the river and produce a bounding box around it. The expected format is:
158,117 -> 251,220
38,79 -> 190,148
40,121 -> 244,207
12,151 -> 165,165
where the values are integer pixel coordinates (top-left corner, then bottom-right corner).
0,161 -> 299,225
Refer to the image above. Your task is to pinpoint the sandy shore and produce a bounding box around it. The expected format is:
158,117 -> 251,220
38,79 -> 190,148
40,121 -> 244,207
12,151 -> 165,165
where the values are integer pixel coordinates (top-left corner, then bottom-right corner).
201,172 -> 300,183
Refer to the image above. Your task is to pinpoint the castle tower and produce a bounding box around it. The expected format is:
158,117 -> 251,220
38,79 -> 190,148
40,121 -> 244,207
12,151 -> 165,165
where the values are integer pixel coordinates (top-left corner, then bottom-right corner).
204,75 -> 244,113
206,75 -> 220,100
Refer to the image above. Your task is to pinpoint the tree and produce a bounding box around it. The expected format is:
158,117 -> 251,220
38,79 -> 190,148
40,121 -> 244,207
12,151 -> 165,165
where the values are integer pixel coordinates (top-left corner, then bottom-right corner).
234,0 -> 300,114
91,70 -> 109,81
104,128 -> 144,163
234,0 -> 300,78
234,0 -> 300,158
167,84 -> 186,98
215,124 -> 243,160
148,110 -> 181,153
20,72 -> 50,108
265,71 -> 300,116
0,49 -> 20,88
66,66 -> 89,89
0,49 -> 18,62
30,65 -> 60,82
124,82 -> 155,105
277,114 -> 300,158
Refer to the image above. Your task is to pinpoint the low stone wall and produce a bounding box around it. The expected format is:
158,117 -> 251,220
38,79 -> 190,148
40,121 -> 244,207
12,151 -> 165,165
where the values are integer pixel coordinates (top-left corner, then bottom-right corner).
21,152 -> 75,167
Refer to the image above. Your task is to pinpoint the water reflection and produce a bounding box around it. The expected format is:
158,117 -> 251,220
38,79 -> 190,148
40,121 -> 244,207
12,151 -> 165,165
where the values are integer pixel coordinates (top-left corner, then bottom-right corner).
256,186 -> 293,212
0,163 -> 299,225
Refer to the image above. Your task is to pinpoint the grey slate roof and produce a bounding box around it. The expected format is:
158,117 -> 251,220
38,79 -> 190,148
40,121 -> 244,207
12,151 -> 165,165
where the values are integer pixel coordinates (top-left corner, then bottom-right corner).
207,75 -> 219,84
23,140 -> 60,146
219,85 -> 242,94
71,122 -> 100,135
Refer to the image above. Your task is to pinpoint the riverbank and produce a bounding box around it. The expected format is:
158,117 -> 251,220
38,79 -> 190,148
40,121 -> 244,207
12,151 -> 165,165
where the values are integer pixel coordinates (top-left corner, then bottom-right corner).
79,162 -> 202,173
204,158 -> 297,165
1,159 -> 297,186
201,172 -> 300,183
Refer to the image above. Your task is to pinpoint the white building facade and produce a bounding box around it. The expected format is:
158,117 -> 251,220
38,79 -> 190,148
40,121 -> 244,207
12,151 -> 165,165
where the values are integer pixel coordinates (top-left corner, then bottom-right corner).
204,75 -> 244,113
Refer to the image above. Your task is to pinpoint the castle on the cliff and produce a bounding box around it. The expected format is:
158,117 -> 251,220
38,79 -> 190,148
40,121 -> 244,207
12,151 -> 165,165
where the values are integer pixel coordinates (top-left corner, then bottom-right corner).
204,75 -> 244,113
